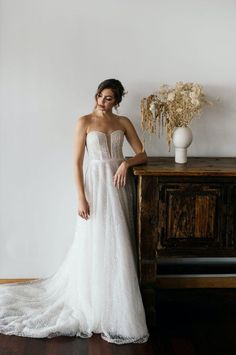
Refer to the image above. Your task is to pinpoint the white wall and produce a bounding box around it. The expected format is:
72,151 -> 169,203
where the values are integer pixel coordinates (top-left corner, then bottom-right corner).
0,0 -> 236,277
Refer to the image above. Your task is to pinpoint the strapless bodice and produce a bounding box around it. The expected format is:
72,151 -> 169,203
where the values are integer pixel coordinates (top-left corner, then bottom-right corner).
86,130 -> 125,161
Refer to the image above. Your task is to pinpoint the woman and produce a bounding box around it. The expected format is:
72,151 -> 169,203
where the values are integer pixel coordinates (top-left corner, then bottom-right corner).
0,79 -> 149,344
75,78 -> 148,220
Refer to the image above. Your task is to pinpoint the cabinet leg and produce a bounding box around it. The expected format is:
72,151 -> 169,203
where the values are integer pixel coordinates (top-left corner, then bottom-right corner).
141,286 -> 157,327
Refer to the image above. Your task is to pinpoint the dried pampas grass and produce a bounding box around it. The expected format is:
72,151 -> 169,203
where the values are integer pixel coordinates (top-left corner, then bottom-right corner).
140,82 -> 212,150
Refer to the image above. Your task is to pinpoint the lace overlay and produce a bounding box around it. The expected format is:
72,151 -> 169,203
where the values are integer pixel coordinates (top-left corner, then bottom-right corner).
0,130 -> 149,344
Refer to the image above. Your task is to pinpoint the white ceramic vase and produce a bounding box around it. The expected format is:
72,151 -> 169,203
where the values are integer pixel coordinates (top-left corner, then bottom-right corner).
172,126 -> 193,164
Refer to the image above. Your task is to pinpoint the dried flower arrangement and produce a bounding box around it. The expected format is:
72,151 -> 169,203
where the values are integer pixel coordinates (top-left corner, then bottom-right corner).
140,82 -> 212,150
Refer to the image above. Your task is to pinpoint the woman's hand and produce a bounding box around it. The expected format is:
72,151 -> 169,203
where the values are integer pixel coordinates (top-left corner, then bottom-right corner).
78,197 -> 90,220
113,161 -> 129,189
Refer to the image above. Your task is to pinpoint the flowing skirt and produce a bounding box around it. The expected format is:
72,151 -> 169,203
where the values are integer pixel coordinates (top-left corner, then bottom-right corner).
0,160 -> 149,344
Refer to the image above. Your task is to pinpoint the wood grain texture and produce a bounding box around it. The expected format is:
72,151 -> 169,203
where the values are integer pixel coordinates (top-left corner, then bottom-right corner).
156,276 -> 236,288
133,157 -> 236,176
134,157 -> 236,326
158,181 -> 225,255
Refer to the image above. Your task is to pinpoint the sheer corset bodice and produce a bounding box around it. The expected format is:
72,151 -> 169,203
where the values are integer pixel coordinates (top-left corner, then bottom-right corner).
86,130 -> 125,161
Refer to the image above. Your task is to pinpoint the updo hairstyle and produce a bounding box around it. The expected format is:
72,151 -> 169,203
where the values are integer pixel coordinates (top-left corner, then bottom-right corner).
95,79 -> 127,107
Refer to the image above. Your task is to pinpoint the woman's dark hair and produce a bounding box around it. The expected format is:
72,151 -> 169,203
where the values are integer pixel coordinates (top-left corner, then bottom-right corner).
95,79 -> 126,106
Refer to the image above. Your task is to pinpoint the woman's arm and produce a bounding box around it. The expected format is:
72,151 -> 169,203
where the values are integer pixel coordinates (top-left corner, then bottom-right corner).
122,116 -> 148,167
113,116 -> 148,188
74,116 -> 90,219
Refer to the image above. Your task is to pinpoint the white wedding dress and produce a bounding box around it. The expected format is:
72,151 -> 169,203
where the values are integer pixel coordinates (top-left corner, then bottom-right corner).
0,129 -> 149,344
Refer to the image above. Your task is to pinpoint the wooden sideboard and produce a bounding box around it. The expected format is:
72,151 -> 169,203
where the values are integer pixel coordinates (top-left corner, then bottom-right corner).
132,157 -> 236,326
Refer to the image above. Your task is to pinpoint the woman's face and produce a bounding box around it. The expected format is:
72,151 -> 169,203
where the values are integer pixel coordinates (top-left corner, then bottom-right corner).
95,88 -> 117,112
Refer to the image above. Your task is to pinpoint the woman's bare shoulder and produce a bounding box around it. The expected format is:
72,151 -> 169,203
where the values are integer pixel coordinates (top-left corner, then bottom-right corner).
77,113 -> 93,123
76,114 -> 93,133
117,115 -> 135,131
117,115 -> 131,122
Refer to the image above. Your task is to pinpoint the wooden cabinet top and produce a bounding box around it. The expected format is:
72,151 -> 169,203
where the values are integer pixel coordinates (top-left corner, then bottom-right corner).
132,157 -> 236,176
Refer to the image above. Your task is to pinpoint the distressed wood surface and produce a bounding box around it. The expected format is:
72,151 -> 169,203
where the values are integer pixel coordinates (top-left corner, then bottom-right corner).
133,157 -> 236,176
134,157 -> 236,326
